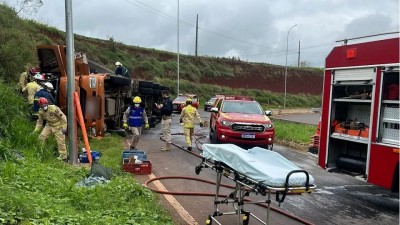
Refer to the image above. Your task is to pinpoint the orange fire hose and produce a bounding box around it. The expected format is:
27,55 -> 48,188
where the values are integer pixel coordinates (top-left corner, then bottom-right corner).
74,92 -> 92,164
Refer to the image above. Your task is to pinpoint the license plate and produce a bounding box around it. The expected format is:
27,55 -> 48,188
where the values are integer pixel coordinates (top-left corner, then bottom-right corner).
242,134 -> 255,139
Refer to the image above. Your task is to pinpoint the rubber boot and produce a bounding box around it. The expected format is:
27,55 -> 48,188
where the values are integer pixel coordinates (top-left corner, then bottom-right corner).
187,146 -> 192,151
161,143 -> 171,151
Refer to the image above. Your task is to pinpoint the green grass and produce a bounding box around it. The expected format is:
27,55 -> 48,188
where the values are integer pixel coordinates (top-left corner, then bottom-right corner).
272,119 -> 317,146
0,80 -> 174,225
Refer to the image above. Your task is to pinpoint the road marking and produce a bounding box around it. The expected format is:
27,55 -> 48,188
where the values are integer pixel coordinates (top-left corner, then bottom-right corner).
148,173 -> 198,225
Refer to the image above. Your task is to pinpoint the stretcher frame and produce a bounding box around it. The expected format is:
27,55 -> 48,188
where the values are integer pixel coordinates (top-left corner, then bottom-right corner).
195,158 -> 316,225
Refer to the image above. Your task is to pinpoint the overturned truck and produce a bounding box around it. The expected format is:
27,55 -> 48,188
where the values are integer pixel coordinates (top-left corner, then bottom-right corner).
36,45 -> 169,136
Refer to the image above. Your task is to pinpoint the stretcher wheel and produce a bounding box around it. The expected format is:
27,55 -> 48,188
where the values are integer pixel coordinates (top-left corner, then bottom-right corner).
195,166 -> 202,175
242,214 -> 249,225
205,215 -> 212,224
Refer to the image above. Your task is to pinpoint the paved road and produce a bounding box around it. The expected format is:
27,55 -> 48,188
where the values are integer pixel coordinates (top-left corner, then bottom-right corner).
130,109 -> 398,225
271,112 -> 320,125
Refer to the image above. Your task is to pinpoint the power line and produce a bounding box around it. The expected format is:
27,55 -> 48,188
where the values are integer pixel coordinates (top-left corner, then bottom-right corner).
124,0 -> 281,51
123,0 -> 341,59
241,42 -> 336,58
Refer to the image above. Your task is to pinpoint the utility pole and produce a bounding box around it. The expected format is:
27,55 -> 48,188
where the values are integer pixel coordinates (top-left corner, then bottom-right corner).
177,0 -> 180,95
298,41 -> 301,67
65,0 -> 78,165
195,14 -> 198,58
284,24 -> 297,109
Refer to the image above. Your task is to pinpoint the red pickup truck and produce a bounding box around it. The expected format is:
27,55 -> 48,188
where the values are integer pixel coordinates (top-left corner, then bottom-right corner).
209,96 -> 274,150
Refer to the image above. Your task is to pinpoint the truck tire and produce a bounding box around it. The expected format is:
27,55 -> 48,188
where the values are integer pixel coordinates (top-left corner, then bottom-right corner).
139,81 -> 153,88
153,83 -> 160,89
149,115 -> 157,128
139,87 -> 153,95
210,127 -> 219,144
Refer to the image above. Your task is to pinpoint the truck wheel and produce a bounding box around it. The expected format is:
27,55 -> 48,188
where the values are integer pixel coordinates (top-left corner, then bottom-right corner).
139,81 -> 153,88
211,128 -> 219,144
139,87 -> 153,95
153,83 -> 160,89
153,89 -> 160,96
150,115 -> 157,128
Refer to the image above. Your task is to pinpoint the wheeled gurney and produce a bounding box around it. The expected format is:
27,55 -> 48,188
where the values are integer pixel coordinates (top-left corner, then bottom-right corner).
195,144 -> 316,225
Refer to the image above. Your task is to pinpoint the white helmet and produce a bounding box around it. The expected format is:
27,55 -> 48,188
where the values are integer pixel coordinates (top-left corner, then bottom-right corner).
115,61 -> 122,67
33,73 -> 43,81
44,82 -> 54,90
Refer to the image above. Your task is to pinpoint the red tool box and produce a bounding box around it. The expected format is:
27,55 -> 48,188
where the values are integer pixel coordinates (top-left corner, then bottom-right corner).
122,160 -> 152,175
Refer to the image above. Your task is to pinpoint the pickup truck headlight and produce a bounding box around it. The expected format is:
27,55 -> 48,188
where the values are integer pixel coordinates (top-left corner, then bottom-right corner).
264,123 -> 273,129
221,120 -> 233,127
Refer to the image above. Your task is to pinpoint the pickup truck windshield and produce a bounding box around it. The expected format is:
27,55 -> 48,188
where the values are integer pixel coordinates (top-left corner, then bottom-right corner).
221,101 -> 263,114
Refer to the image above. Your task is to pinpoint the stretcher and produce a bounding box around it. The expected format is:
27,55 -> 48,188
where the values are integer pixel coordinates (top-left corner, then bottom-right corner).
195,144 -> 316,225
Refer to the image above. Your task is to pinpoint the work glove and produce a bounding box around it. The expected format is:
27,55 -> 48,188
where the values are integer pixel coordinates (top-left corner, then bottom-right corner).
199,122 -> 203,128
179,118 -> 183,124
145,123 -> 150,130
123,122 -> 128,129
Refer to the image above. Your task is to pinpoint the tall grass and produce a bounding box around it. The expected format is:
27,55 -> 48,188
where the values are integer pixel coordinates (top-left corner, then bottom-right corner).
0,80 -> 174,224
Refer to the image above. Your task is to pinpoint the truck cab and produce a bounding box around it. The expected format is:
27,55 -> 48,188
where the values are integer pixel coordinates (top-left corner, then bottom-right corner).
37,45 -> 131,137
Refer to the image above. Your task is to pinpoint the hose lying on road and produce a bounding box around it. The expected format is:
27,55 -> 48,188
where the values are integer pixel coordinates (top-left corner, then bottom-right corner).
151,132 -> 314,225
145,176 -> 313,225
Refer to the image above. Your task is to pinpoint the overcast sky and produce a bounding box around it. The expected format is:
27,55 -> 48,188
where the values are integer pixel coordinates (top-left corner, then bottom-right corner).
8,0 -> 400,67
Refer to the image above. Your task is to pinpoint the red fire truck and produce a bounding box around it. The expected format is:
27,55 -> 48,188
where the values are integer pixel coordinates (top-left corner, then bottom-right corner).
318,37 -> 399,192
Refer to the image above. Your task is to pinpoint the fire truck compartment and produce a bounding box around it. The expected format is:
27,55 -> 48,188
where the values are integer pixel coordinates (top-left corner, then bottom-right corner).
327,138 -> 367,173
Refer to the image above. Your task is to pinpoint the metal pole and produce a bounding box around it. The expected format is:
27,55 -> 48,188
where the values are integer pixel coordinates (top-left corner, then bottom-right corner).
195,14 -> 198,57
298,40 -> 300,67
284,24 -> 297,109
177,0 -> 180,96
65,0 -> 78,164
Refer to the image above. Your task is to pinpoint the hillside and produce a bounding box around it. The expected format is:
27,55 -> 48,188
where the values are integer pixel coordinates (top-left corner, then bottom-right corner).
0,4 -> 322,109
0,4 -> 323,96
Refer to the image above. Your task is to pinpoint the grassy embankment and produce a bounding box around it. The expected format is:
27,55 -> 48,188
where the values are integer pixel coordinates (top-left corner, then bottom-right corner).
0,81 -> 174,224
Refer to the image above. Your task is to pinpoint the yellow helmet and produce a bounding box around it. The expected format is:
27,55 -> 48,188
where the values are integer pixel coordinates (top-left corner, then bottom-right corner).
186,98 -> 192,104
133,96 -> 142,103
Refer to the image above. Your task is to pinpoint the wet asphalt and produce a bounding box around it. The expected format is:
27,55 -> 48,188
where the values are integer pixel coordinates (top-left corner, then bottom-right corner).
129,110 -> 399,225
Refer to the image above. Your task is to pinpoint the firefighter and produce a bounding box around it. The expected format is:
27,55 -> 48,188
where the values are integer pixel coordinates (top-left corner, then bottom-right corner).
22,73 -> 43,105
114,61 -> 130,78
123,96 -> 149,150
180,98 -> 203,151
155,90 -> 173,151
18,67 -> 38,92
33,82 -> 56,114
34,97 -> 68,161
